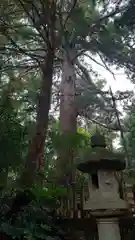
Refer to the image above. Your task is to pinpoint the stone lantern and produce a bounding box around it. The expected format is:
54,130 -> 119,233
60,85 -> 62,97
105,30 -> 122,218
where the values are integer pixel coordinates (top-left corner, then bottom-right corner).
77,132 -> 128,240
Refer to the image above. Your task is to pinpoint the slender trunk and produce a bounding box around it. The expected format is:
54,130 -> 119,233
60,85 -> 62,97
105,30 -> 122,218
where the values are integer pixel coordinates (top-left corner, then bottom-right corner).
21,1 -> 56,187
22,50 -> 55,186
57,50 -> 77,185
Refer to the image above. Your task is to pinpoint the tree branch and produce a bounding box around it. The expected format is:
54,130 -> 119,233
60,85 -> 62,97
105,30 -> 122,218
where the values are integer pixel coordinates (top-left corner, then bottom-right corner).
75,59 -> 104,94
98,52 -> 116,80
0,45 -> 45,60
63,0 -> 77,28
94,3 -> 127,26
109,87 -> 130,167
78,109 -> 122,131
17,0 -> 47,43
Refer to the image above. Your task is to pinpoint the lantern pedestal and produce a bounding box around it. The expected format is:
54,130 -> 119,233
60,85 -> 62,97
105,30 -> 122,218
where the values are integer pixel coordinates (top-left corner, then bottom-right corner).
97,218 -> 121,240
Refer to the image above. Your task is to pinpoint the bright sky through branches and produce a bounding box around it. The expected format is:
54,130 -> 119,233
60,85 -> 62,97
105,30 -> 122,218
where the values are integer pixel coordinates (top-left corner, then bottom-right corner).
86,55 -> 134,92
86,56 -> 135,148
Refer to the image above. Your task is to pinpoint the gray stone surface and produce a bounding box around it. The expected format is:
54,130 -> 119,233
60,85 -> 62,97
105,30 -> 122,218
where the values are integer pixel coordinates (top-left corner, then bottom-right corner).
85,170 -> 128,211
97,218 -> 121,240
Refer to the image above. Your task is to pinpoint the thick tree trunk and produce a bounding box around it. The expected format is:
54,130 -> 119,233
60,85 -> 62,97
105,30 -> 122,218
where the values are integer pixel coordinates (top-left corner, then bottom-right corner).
57,51 -> 77,185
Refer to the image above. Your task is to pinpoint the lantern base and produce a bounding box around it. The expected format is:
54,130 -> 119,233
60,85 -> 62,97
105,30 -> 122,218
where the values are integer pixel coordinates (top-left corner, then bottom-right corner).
84,195 -> 128,212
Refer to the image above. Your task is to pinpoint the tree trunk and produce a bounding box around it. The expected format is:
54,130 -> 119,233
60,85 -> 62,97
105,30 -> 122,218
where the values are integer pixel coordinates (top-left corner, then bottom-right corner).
22,52 -> 54,186
57,50 -> 77,185
21,1 -> 56,187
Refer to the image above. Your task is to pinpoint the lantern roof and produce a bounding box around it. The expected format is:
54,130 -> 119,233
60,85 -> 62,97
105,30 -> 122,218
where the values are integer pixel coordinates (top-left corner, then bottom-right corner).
77,132 -> 125,173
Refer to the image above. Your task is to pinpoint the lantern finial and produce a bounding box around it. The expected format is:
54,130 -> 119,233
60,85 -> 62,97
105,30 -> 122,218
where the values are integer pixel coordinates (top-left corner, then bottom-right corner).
91,130 -> 106,148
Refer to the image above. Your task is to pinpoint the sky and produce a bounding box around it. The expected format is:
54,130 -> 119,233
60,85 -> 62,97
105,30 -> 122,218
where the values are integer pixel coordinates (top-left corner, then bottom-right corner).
86,55 -> 134,93
95,65 -> 134,93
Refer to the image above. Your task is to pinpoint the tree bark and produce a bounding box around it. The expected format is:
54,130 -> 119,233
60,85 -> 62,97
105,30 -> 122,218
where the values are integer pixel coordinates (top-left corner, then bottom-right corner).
22,51 -> 54,186
21,1 -> 56,187
57,50 -> 77,185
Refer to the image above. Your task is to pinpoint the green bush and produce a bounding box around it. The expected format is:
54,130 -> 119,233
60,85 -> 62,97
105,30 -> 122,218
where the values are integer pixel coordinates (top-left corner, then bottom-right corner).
0,186 -> 65,239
